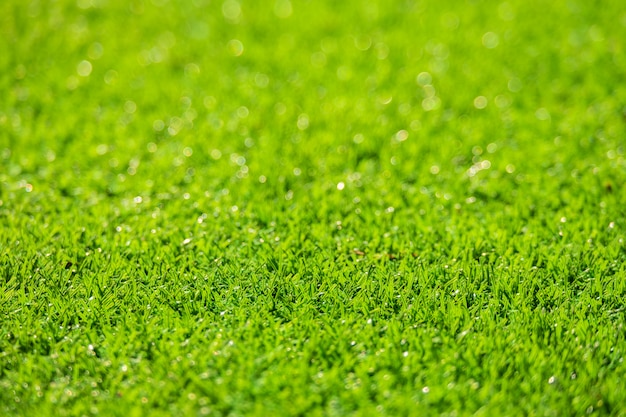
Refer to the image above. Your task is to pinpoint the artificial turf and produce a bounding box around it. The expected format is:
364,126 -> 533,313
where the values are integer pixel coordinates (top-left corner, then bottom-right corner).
1,0 -> 626,415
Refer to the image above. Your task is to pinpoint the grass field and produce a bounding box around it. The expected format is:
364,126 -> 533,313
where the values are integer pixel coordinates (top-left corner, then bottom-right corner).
2,0 -> 626,415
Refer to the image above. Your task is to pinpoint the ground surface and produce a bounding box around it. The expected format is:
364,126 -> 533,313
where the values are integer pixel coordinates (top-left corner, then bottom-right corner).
1,0 -> 626,415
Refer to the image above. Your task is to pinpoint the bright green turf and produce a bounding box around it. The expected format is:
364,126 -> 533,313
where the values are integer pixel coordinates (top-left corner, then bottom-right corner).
2,0 -> 626,415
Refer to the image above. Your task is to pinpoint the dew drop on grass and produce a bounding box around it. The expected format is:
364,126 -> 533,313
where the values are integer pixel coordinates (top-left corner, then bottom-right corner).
423,85 -> 436,98
394,130 -> 408,142
409,120 -> 421,132
236,106 -> 249,118
203,96 -> 217,110
508,77 -> 522,92
104,69 -> 118,85
275,102 -> 287,115
222,0 -> 241,21
297,113 -> 309,130
494,95 -> 510,109
474,96 -> 488,109
254,73 -> 269,87
227,39 -> 244,56
77,60 -> 92,77
124,101 -> 137,114
230,154 -> 245,166
535,107 -> 551,121
185,63 -> 201,76
244,137 -> 254,148
482,32 -> 499,48
416,72 -> 432,86
354,34 -> 372,51
422,96 -> 440,111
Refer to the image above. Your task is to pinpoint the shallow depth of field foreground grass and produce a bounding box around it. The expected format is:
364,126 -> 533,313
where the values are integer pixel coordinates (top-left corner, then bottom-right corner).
2,0 -> 626,415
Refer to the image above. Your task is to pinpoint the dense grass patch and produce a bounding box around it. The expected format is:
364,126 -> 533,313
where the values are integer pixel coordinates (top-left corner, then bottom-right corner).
2,0 -> 626,415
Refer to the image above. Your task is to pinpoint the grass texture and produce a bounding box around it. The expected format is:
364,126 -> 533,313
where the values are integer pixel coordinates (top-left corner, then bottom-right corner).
1,0 -> 626,415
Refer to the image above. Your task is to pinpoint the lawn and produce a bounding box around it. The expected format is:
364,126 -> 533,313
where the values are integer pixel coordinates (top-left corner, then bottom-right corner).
1,0 -> 626,415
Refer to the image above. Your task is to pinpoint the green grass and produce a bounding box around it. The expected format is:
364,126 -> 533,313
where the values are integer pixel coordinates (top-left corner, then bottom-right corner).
2,0 -> 626,415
